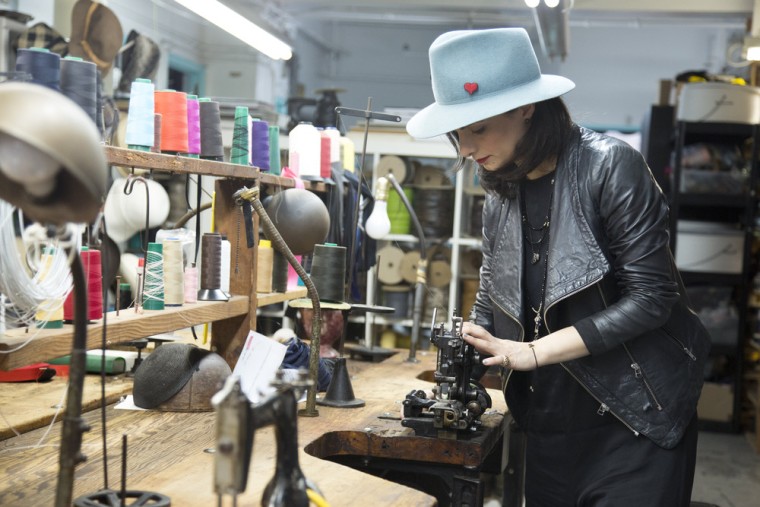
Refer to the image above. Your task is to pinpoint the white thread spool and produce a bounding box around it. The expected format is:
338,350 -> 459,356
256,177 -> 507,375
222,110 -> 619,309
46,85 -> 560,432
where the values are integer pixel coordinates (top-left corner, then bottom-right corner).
220,237 -> 231,293
324,127 -> 341,165
184,263 -> 198,303
288,121 -> 321,178
162,238 -> 184,306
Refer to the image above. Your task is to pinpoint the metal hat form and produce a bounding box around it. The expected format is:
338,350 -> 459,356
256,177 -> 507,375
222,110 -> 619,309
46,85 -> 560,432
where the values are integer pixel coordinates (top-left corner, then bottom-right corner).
0,82 -> 107,224
262,187 -> 330,255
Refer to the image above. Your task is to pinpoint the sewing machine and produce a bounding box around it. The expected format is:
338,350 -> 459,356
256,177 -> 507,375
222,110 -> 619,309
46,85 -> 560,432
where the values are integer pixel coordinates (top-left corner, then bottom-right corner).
401,311 -> 492,440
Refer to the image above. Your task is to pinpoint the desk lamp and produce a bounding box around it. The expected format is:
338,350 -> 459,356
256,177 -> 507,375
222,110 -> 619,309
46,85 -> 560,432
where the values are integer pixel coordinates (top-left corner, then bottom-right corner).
0,82 -> 107,507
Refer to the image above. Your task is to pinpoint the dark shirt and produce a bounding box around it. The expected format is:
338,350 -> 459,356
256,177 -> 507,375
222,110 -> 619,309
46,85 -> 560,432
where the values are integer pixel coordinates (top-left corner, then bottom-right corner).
507,172 -> 613,433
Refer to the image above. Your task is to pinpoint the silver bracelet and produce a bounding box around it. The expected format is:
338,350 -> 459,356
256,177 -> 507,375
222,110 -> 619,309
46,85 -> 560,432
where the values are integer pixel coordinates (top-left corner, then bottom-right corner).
528,342 -> 539,369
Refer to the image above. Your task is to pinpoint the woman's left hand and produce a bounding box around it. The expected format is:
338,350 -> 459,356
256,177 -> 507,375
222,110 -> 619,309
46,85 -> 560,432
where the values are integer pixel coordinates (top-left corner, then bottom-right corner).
461,322 -> 539,371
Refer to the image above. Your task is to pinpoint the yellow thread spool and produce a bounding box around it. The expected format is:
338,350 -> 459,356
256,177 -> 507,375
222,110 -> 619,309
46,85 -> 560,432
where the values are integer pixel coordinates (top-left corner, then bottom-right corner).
256,239 -> 274,293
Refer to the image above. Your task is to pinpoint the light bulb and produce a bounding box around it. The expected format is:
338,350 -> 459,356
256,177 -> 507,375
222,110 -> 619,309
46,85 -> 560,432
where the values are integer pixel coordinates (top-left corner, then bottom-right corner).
524,0 -> 540,7
366,177 -> 391,239
544,0 -> 560,8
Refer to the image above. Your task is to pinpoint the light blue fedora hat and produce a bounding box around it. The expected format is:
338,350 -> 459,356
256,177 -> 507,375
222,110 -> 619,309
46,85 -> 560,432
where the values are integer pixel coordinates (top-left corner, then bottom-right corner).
407,28 -> 575,139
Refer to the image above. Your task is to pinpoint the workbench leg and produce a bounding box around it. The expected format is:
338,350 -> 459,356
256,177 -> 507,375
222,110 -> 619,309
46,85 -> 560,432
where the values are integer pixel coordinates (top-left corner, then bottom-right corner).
452,474 -> 484,507
502,414 -> 526,507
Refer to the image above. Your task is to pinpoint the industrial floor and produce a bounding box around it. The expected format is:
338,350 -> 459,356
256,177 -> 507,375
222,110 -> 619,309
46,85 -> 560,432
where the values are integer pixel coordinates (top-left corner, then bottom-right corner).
484,431 -> 760,507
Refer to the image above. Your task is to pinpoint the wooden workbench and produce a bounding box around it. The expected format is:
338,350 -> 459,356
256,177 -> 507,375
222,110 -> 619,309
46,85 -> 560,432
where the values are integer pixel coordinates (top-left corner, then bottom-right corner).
0,350 -> 507,506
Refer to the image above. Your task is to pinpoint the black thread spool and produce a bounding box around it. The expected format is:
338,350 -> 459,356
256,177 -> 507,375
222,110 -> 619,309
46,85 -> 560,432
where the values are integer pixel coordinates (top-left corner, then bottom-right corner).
60,57 -> 98,124
309,243 -> 346,303
198,232 -> 228,301
413,187 -> 455,239
15,48 -> 60,90
199,99 -> 224,161
272,249 -> 289,293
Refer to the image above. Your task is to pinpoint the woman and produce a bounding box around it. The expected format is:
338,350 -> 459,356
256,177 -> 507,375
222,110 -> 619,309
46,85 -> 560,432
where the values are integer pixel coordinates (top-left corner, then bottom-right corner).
406,28 -> 710,506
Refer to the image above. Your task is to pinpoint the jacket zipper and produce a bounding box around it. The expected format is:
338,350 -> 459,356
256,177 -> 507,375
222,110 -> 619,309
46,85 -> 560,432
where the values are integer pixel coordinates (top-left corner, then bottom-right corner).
660,327 -> 697,361
544,280 -> 645,436
625,345 -> 663,411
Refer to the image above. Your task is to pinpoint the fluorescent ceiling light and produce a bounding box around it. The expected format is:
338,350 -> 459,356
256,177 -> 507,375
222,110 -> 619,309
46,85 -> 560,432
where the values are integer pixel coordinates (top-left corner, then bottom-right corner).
173,0 -> 293,60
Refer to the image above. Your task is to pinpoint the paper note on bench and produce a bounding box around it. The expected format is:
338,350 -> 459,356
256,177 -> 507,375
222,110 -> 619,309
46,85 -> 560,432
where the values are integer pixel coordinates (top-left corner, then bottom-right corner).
232,330 -> 287,403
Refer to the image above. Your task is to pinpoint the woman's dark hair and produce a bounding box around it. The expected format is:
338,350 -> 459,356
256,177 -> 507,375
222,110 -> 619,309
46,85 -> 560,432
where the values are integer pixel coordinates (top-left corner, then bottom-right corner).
446,97 -> 574,198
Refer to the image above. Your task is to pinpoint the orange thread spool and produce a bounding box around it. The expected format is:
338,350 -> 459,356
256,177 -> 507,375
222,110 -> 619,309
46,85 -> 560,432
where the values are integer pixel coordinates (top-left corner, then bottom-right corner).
154,90 -> 189,153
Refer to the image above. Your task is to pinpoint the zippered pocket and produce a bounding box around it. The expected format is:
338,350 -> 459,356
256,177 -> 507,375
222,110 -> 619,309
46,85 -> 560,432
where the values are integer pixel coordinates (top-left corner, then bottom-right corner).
659,327 -> 697,361
624,345 -> 663,411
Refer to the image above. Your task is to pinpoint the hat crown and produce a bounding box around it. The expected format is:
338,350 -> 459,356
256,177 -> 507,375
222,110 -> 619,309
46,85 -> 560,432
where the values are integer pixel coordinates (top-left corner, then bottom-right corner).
430,28 -> 541,106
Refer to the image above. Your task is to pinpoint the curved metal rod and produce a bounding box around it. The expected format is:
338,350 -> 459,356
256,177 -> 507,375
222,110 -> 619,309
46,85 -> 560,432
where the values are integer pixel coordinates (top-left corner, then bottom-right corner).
123,175 -> 151,306
235,186 -> 323,417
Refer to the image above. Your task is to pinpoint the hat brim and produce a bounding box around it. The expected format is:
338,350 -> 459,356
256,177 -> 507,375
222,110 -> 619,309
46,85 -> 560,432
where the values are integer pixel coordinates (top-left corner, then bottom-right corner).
406,74 -> 575,139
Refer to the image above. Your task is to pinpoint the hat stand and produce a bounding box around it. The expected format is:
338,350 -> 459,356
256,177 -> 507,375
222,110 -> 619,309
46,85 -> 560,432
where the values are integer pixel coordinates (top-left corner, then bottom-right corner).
314,100 -> 402,408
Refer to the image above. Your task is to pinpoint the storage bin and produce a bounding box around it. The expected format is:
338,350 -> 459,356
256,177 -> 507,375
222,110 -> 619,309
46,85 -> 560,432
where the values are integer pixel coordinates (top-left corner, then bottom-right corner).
677,82 -> 760,124
675,221 -> 744,274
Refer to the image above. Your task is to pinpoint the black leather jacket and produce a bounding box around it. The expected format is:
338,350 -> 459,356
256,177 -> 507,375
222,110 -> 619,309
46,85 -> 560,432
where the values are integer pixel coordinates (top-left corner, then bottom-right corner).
472,125 -> 710,449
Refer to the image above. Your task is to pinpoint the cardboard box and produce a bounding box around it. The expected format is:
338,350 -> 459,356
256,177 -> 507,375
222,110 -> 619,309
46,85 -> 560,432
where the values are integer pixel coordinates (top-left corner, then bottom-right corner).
697,382 -> 733,422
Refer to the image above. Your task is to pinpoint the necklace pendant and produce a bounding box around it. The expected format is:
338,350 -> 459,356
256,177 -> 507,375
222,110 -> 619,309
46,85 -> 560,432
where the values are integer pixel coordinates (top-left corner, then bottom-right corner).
531,252 -> 540,264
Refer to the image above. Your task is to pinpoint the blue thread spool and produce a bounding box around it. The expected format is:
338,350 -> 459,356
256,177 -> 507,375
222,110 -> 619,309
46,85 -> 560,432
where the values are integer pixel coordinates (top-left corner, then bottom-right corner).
15,48 -> 60,90
125,79 -> 155,151
60,56 -> 98,125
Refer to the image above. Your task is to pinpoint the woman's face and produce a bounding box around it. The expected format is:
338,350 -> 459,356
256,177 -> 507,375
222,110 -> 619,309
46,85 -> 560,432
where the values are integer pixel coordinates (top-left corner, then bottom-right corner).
455,105 -> 534,172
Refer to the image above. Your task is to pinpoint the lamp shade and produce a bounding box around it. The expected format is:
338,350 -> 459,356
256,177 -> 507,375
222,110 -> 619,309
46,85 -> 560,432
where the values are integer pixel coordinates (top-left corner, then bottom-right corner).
262,188 -> 330,255
0,82 -> 107,224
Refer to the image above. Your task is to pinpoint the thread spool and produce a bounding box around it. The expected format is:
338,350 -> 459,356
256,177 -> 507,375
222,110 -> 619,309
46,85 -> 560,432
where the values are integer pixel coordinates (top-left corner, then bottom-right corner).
382,284 -> 412,319
125,79 -> 155,150
186,94 -> 201,156
199,232 -> 227,301
251,119 -> 270,171
271,249 -> 289,293
35,249 -> 64,328
60,56 -> 98,125
256,239 -> 274,293
309,243 -> 346,302
118,282 -> 132,310
324,127 -> 341,165
162,238 -> 184,306
220,236 -> 231,294
413,187 -> 455,239
231,106 -> 250,165
288,121 -> 321,179
268,125 -> 281,175
15,48 -> 60,90
388,186 -> 414,235
340,136 -> 355,172
376,155 -> 412,184
151,113 -> 163,153
376,245 -> 405,285
184,263 -> 198,303
154,90 -> 189,153
63,248 -> 104,321
199,98 -> 224,160
143,242 -> 165,311
319,131 -> 331,179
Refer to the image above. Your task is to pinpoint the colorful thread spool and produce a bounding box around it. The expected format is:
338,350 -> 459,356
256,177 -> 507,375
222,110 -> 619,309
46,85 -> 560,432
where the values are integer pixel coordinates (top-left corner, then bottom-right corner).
231,106 -> 250,165
143,242 -> 164,311
184,263 -> 198,303
15,47 -> 60,90
186,94 -> 201,157
268,125 -> 281,175
251,119 -> 270,171
256,239 -> 274,293
60,56 -> 98,125
199,98 -> 224,161
162,238 -> 184,306
324,127 -> 341,166
63,248 -> 103,321
198,233 -> 227,301
319,131 -> 331,179
35,248 -> 64,328
154,90 -> 189,154
340,136 -> 355,173
125,78 -> 155,150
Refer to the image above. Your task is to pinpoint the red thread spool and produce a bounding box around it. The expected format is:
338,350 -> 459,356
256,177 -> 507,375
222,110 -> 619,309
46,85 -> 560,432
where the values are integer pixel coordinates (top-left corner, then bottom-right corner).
63,249 -> 104,321
154,90 -> 188,153
319,132 -> 331,179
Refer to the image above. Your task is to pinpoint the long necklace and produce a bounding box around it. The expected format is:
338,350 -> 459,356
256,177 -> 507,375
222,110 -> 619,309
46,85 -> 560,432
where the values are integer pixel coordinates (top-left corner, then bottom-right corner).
521,176 -> 555,341
520,177 -> 555,265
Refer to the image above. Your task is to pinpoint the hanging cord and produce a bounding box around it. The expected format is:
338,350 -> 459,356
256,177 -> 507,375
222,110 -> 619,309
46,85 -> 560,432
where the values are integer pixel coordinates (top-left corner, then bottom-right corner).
233,186 -> 322,416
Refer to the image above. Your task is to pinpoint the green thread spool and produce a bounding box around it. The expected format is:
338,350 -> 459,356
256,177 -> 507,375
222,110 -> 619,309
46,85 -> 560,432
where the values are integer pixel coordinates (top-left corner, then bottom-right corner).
388,186 -> 414,235
231,106 -> 250,165
143,242 -> 165,310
